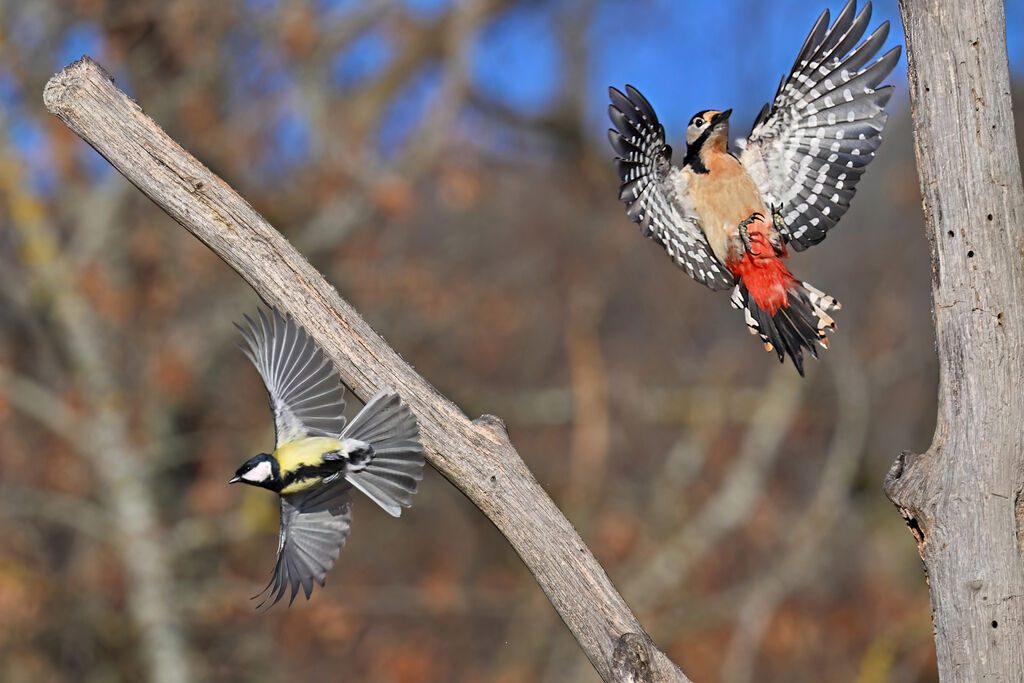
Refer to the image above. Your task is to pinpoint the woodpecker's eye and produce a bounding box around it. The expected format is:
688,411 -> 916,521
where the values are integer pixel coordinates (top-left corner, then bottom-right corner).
693,119 -> 704,128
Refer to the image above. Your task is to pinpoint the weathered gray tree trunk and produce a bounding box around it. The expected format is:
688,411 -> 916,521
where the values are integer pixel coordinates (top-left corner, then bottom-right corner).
43,57 -> 689,683
884,1 -> 1024,679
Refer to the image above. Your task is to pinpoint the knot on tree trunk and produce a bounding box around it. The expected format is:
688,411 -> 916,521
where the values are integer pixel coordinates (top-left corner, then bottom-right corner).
883,450 -> 930,553
611,632 -> 656,683
473,413 -> 510,439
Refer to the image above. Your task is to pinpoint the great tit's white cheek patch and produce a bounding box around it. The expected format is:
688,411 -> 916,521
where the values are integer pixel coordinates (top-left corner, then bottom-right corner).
243,460 -> 273,482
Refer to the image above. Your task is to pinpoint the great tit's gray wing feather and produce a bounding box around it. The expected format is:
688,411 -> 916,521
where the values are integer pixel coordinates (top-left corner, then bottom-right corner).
607,85 -> 735,291
342,388 -> 424,518
740,1 -> 899,250
236,308 -> 347,448
255,481 -> 353,609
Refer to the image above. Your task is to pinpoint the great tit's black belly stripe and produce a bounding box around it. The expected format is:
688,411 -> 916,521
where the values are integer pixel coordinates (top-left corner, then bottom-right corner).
280,462 -> 345,494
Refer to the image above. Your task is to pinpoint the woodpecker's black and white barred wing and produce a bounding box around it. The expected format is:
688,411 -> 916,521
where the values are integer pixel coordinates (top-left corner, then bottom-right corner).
236,308 -> 347,448
256,481 -> 353,609
608,85 -> 735,291
739,0 -> 900,251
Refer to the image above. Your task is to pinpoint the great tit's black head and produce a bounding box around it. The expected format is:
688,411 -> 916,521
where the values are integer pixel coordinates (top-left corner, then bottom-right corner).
229,453 -> 280,489
685,109 -> 731,147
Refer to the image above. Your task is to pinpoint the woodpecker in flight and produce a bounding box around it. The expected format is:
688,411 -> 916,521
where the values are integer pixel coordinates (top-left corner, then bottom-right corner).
608,0 -> 899,374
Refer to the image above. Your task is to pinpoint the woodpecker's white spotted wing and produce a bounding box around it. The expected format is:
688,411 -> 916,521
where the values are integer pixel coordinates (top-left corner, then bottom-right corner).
236,308 -> 347,448
256,481 -> 353,609
608,85 -> 735,291
739,0 -> 899,251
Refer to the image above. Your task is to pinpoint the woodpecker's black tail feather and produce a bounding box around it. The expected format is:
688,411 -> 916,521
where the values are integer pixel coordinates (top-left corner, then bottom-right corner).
341,388 -> 424,518
730,281 -> 840,375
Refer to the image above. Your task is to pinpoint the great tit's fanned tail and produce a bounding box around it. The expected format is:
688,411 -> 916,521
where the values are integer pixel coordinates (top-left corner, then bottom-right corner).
255,481 -> 353,610
236,308 -> 347,448
341,388 -> 424,518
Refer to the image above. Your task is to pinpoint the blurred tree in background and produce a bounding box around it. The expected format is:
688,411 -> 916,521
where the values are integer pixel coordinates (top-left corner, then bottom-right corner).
1,0 -> 1022,681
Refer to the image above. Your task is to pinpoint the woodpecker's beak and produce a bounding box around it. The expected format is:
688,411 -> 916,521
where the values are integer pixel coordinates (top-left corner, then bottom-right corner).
711,109 -> 732,126
228,476 -> 242,484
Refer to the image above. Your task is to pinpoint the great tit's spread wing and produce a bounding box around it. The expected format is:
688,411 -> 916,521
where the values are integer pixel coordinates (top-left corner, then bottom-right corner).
237,309 -> 347,448
739,1 -> 899,251
256,480 -> 353,609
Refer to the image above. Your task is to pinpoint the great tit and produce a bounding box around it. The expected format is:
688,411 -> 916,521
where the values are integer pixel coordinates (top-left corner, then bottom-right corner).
230,308 -> 424,608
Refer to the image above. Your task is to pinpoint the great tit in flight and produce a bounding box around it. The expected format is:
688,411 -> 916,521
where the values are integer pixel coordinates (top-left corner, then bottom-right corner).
230,308 -> 424,608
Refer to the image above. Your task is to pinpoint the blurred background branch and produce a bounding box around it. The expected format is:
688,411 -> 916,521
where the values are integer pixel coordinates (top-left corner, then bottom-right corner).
1,173 -> 191,683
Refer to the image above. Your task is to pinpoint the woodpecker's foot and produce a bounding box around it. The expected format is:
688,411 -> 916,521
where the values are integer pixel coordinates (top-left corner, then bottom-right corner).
770,203 -> 786,231
766,203 -> 787,254
738,212 -> 765,256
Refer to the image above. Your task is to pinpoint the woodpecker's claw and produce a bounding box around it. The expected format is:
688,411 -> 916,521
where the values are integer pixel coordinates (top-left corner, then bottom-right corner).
770,203 -> 786,230
738,212 -> 765,256
764,203 -> 786,255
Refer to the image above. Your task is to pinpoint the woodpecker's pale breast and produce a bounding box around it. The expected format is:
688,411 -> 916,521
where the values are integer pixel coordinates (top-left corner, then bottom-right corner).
685,151 -> 768,264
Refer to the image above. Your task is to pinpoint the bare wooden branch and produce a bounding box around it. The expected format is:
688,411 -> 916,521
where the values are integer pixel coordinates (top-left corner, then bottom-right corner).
887,1 -> 1024,678
43,57 -> 689,682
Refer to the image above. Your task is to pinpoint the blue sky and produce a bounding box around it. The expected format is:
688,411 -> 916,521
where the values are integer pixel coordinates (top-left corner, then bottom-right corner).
587,0 -> 910,131
6,0 -> 1024,189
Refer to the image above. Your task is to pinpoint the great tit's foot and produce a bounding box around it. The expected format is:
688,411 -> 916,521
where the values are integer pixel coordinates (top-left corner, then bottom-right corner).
738,212 -> 765,256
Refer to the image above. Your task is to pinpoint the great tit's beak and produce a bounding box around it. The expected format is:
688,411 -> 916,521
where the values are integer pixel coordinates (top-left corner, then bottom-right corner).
228,476 -> 242,484
711,109 -> 732,126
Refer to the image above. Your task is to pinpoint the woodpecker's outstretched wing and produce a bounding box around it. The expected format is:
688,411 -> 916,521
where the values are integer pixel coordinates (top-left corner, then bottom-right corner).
236,308 -> 347,448
256,481 -> 353,609
739,0 -> 899,251
608,85 -> 735,291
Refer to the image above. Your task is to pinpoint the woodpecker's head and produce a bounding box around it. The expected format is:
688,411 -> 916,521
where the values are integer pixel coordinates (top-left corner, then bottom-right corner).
685,109 -> 731,151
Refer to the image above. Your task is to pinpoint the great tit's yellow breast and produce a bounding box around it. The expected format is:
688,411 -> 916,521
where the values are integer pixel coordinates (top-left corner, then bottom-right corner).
273,436 -> 342,476
280,478 -> 319,495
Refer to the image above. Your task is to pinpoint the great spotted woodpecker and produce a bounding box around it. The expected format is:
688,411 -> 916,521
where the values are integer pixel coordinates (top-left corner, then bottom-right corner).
608,0 -> 899,374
